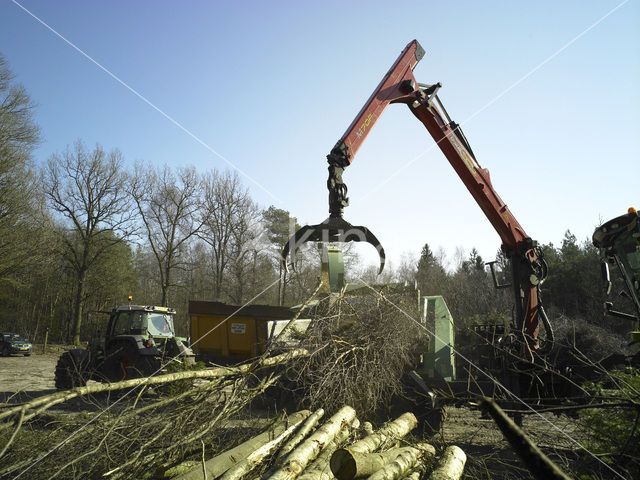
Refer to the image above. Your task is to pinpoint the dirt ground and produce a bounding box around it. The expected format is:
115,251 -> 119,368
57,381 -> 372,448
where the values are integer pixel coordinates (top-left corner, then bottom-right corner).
0,347 -> 67,403
439,405 -> 581,479
442,404 -> 578,449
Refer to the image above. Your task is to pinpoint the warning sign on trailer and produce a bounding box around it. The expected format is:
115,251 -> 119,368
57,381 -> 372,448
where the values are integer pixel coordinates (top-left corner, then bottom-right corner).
231,323 -> 246,334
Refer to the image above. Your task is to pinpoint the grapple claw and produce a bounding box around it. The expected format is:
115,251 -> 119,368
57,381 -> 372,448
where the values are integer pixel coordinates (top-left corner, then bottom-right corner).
281,216 -> 386,275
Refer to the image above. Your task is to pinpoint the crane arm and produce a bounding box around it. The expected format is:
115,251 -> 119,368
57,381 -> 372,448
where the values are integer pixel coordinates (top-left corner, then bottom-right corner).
284,40 -> 550,355
406,85 -> 547,353
328,40 -> 529,251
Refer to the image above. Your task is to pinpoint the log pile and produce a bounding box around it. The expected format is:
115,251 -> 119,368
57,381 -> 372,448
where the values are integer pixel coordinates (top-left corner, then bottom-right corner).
175,408 -> 466,480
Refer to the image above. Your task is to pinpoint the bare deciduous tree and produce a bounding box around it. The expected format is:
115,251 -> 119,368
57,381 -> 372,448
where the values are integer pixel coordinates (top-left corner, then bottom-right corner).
0,53 -> 45,282
199,170 -> 254,301
226,197 -> 265,304
130,164 -> 203,306
44,141 -> 133,344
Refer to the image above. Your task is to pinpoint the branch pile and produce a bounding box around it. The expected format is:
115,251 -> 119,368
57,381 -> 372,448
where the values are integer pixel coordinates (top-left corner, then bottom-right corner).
278,286 -> 427,420
0,350 -> 307,480
0,287 -> 464,480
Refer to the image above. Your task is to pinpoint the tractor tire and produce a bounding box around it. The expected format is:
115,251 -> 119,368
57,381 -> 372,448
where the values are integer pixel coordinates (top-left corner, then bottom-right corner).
104,342 -> 157,382
55,351 -> 89,390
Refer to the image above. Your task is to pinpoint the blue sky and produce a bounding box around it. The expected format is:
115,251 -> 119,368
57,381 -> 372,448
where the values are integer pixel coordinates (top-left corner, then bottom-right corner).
1,0 -> 639,271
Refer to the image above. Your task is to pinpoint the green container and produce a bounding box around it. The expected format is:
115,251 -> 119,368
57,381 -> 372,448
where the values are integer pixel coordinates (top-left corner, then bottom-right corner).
320,245 -> 345,293
421,296 -> 456,382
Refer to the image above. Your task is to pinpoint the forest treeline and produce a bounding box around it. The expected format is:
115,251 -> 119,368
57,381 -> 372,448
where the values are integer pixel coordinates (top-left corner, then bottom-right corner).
0,54 -> 625,347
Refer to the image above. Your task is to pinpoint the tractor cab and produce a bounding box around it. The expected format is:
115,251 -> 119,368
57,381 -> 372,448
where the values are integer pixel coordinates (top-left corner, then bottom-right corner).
100,305 -> 190,362
108,306 -> 177,339
615,233 -> 640,285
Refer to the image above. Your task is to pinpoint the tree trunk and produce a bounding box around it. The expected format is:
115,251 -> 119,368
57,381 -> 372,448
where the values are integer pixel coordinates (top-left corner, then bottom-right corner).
214,249 -> 224,301
277,262 -> 285,306
331,446 -> 435,480
162,260 -> 170,306
268,405 -> 357,480
344,412 -> 417,454
174,410 -> 311,480
72,268 -> 86,345
214,277 -> 221,301
367,443 -> 434,480
297,423 -> 354,480
219,415 -> 308,480
32,302 -> 40,344
277,408 -> 325,460
404,469 -> 422,480
281,268 -> 287,306
426,446 -> 466,480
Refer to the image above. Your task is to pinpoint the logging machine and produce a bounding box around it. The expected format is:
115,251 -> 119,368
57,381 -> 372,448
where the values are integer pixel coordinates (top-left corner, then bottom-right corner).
282,40 -> 552,362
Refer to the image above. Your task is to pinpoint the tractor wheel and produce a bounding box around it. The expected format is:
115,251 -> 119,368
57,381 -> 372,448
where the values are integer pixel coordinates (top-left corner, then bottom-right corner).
55,351 -> 89,390
104,342 -> 157,382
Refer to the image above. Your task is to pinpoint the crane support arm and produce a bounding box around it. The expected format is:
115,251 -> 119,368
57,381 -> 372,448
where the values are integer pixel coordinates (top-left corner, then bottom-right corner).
328,41 -> 425,167
407,101 -> 530,251
330,40 -> 531,252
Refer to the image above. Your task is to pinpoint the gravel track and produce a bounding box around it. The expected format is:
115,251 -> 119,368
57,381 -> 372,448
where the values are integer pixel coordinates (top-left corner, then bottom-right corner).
0,349 -> 62,403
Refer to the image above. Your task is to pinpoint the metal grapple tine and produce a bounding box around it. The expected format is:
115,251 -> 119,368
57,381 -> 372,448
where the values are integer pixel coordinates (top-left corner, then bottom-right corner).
281,225 -> 322,273
281,219 -> 386,275
360,227 -> 386,275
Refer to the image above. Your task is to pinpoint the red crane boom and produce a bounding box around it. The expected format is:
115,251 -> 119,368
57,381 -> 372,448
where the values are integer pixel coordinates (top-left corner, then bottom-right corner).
283,40 -> 551,357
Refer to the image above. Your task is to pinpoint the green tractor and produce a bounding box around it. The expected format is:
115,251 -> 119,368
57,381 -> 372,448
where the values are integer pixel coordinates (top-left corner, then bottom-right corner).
55,304 -> 195,390
593,207 -> 640,358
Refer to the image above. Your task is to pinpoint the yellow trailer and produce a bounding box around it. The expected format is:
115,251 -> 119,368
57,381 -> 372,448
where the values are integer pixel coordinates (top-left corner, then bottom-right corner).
189,301 -> 291,362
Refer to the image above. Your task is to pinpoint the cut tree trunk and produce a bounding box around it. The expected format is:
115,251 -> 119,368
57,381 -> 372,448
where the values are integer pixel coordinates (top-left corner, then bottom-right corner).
268,405 -> 357,480
426,446 -> 466,480
330,412 -> 419,480
344,412 -> 417,454
277,408 -> 325,460
367,443 -> 435,480
219,415 -> 308,480
297,423 -> 354,480
403,469 -> 422,480
174,411 -> 311,480
331,446 -> 435,480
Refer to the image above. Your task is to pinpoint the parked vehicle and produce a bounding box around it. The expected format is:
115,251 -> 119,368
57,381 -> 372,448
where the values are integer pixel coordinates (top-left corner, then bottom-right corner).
0,333 -> 32,356
55,304 -> 195,389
